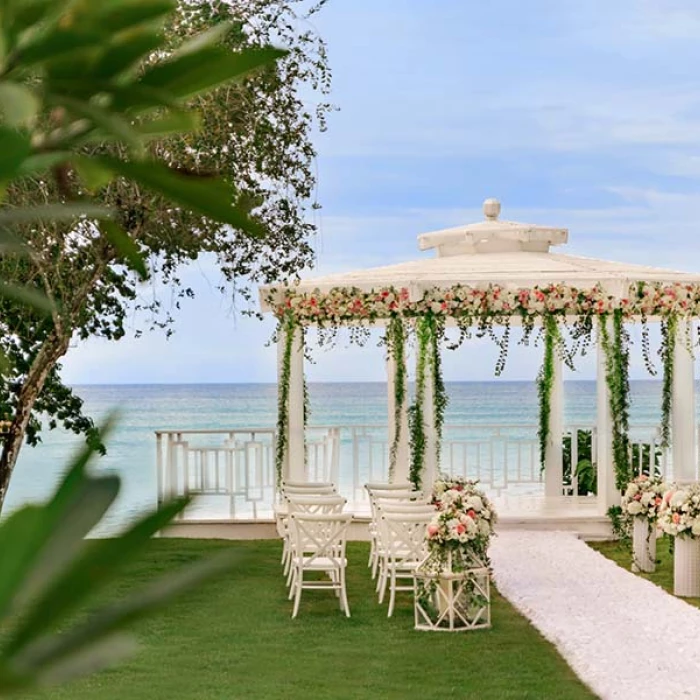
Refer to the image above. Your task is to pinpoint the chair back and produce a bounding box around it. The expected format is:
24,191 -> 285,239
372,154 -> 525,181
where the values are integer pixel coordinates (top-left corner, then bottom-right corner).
365,481 -> 413,493
282,484 -> 337,497
379,512 -> 431,565
284,480 -> 335,490
287,494 -> 346,515
289,513 -> 351,566
378,502 -> 436,516
369,490 -> 426,522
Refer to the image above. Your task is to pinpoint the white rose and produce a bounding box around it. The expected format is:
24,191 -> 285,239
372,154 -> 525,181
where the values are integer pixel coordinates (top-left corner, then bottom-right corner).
627,501 -> 643,515
479,519 -> 491,536
671,491 -> 688,508
691,521 -> 700,537
467,496 -> 484,512
640,492 -> 653,506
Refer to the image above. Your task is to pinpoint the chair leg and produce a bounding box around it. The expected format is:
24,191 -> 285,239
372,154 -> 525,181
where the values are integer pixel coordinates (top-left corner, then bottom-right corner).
378,564 -> 388,604
292,570 -> 303,619
340,567 -> 351,618
387,568 -> 396,618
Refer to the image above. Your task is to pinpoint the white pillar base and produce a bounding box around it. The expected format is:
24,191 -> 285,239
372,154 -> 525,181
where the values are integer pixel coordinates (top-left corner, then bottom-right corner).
632,518 -> 656,573
674,537 -> 700,597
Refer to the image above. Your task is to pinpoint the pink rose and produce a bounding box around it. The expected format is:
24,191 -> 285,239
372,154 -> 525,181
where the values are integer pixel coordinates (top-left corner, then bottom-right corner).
456,524 -> 466,534
427,525 -> 439,537
467,509 -> 476,519
673,513 -> 681,524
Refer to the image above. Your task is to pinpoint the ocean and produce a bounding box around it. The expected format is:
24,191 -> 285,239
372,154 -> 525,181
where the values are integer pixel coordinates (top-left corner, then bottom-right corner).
3,381 -> 677,532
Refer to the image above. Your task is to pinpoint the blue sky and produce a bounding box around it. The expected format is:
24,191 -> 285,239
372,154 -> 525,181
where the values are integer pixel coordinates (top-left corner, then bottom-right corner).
63,0 -> 700,384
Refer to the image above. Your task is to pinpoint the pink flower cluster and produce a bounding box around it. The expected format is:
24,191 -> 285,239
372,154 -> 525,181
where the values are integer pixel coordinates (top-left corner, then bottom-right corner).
268,282 -> 700,324
425,477 -> 497,556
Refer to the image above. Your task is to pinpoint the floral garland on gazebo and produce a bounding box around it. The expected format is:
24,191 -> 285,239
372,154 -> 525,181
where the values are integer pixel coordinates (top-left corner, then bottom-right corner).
267,281 -> 700,490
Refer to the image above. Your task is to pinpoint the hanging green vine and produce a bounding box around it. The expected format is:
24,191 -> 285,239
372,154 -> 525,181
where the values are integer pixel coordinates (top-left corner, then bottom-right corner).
537,314 -> 558,470
430,315 -> 448,470
408,317 -> 431,489
386,315 -> 407,480
660,314 -> 677,449
275,316 -> 295,488
600,311 -> 631,489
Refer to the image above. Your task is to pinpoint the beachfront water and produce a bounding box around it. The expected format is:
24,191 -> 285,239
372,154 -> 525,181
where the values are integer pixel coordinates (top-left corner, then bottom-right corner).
3,381 -> 676,532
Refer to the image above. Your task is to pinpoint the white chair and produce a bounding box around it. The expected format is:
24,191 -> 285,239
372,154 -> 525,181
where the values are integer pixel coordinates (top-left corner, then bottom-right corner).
283,495 -> 346,583
367,490 -> 425,578
376,512 -> 431,617
365,481 -> 413,492
287,513 -> 352,619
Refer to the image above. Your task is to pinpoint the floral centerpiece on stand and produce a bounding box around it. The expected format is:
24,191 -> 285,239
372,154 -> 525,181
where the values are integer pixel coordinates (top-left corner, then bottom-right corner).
414,476 -> 497,631
658,483 -> 700,597
621,474 -> 667,573
427,476 -> 497,568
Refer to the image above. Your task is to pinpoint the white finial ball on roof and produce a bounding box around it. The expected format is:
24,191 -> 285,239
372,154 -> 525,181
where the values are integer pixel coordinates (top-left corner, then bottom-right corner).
483,198 -> 501,220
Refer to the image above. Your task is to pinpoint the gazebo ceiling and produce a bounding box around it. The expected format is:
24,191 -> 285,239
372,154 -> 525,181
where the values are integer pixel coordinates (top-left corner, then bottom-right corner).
260,199 -> 700,309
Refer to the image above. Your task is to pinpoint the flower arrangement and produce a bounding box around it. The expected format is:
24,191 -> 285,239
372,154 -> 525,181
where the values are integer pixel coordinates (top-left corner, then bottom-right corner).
426,477 -> 497,565
659,483 -> 700,539
621,475 -> 668,523
266,281 -> 700,325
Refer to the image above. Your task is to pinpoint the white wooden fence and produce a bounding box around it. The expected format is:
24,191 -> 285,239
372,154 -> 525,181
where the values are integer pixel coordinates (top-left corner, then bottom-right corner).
155,423 -> 673,521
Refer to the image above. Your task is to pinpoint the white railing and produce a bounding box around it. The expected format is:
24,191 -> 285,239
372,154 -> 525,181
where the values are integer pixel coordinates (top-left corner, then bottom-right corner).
156,423 -> 675,521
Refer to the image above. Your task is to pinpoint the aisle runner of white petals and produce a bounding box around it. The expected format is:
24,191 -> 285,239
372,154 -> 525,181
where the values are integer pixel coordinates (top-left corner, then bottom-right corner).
491,531 -> 700,700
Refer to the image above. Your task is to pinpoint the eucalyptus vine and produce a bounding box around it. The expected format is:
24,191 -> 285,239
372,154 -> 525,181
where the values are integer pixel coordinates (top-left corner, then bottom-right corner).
408,318 -> 431,489
537,314 -> 559,470
275,317 -> 295,487
386,316 -> 407,480
600,311 -> 631,490
659,314 -> 676,449
430,315 -> 448,470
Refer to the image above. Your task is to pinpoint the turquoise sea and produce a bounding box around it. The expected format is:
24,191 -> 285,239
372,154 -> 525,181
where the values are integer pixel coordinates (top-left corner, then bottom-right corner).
3,381 -> 681,531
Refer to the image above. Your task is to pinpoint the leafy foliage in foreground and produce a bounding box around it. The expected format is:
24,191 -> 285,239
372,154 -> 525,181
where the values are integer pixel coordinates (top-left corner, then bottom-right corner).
0,421 -> 233,695
0,0 -> 332,510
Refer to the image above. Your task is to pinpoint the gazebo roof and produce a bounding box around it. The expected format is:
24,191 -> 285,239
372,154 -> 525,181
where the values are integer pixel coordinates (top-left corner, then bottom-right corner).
260,199 -> 700,309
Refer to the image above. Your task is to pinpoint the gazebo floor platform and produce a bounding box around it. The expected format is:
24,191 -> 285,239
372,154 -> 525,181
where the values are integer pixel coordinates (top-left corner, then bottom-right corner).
161,496 -> 612,541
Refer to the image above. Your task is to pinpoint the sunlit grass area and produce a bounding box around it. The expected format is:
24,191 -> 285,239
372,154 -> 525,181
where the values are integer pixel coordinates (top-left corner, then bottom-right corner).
23,539 -> 594,700
590,538 -> 700,608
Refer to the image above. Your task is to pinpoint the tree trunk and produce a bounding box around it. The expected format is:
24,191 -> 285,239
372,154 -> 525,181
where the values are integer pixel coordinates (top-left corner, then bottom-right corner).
0,332 -> 71,512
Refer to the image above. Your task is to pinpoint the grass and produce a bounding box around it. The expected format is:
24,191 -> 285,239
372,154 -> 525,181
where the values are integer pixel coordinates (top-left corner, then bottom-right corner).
22,539 -> 594,700
590,538 -> 700,607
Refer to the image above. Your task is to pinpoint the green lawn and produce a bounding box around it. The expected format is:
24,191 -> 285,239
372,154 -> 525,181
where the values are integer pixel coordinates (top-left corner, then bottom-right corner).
22,540 -> 594,700
590,538 -> 700,607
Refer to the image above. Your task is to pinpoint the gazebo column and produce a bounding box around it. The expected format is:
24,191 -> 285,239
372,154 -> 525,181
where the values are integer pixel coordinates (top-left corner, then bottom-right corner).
544,350 -> 564,499
596,317 -> 617,512
277,325 -> 306,483
423,362 -> 438,491
672,319 -> 697,483
386,343 -> 410,483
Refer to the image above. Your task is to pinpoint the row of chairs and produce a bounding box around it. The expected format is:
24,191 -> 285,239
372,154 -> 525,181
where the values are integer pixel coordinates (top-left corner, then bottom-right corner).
274,481 -> 351,619
366,482 -> 435,617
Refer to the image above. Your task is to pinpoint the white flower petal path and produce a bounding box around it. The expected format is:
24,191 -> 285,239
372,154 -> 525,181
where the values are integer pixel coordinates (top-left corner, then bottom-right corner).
490,531 -> 700,700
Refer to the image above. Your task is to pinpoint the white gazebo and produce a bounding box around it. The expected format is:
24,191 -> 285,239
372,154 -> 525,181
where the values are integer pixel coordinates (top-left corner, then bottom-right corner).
260,199 -> 700,516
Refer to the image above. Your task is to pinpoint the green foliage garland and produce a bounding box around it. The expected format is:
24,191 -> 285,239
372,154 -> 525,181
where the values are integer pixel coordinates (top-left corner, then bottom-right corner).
537,315 -> 558,470
275,317 -> 295,488
408,318 -> 431,489
660,314 -> 676,449
386,316 -> 407,480
430,316 -> 448,470
600,312 -> 631,490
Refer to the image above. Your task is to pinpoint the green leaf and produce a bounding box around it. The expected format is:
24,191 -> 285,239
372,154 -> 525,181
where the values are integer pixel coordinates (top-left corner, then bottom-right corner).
7,498 -> 187,655
172,21 -> 235,58
0,83 -> 39,127
100,220 -> 148,280
138,45 -> 287,101
14,29 -> 104,69
15,152 -> 72,177
50,95 -> 144,156
92,0 -> 175,34
0,281 -> 54,315
0,417 -> 117,622
135,110 -> 200,138
91,27 -> 163,80
0,127 -> 31,181
9,551 -> 236,680
72,157 -> 115,192
95,156 -> 266,236
0,202 -> 113,225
